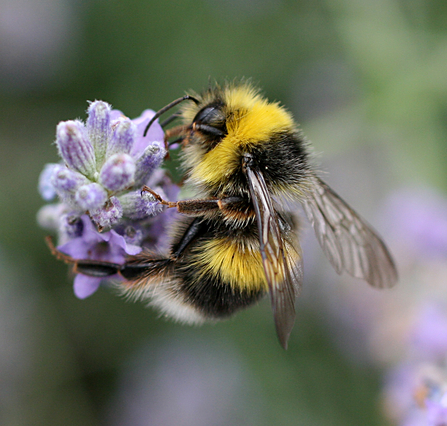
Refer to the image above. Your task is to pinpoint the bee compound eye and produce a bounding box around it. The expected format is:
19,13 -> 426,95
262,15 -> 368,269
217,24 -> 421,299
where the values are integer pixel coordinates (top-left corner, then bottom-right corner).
193,106 -> 218,124
192,101 -> 226,129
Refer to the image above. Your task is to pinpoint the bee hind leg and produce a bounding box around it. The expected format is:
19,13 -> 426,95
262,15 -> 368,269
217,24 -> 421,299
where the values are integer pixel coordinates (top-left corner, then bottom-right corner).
45,236 -> 123,278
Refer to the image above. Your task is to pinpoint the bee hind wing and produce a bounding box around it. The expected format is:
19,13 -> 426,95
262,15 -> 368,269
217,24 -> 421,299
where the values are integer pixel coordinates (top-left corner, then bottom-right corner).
303,176 -> 398,288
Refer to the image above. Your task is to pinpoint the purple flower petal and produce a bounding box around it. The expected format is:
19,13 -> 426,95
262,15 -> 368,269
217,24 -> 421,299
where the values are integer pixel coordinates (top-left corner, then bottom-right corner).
122,226 -> 143,246
58,214 -> 142,265
80,214 -> 107,244
131,109 -> 164,157
58,235 -> 95,259
73,274 -> 102,299
110,109 -> 124,121
59,213 -> 84,239
107,230 -> 142,257
58,215 -> 103,258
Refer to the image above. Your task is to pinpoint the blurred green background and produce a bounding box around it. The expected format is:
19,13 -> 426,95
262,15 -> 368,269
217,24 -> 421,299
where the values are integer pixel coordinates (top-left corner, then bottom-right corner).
1,0 -> 447,425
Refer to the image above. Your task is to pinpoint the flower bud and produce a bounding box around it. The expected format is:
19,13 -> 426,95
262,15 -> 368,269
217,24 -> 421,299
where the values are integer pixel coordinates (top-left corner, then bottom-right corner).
134,144 -> 166,187
51,165 -> 89,194
75,183 -> 108,211
90,197 -> 123,229
131,109 -> 164,156
99,153 -> 136,192
107,117 -> 135,157
119,190 -> 163,219
86,101 -> 111,165
36,203 -> 67,231
56,120 -> 96,179
38,163 -> 59,201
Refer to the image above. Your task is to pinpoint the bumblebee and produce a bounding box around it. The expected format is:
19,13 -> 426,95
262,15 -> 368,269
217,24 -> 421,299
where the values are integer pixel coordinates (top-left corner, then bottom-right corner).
49,82 -> 398,348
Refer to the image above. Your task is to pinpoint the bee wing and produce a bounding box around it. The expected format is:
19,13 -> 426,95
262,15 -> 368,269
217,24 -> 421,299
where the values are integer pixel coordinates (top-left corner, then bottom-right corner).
245,162 -> 301,349
303,175 -> 398,288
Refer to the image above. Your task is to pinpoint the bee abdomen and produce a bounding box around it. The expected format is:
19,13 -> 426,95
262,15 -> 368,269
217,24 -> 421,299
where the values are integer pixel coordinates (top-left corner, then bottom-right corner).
176,265 -> 266,319
172,235 -> 268,319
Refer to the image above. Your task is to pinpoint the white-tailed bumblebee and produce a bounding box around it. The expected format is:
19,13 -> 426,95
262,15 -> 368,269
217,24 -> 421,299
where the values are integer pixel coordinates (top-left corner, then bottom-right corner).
49,82 -> 398,348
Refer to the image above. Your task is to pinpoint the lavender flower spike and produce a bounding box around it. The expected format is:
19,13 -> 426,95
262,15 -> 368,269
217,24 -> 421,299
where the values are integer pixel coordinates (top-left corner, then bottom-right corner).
38,100 -> 177,299
56,120 -> 97,179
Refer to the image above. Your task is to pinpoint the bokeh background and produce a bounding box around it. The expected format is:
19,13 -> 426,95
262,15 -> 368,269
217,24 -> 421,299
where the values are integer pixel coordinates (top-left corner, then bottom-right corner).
1,0 -> 447,425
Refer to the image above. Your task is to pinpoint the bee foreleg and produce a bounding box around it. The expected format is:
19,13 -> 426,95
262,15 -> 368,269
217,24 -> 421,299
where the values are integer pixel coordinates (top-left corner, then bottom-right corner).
162,125 -> 188,158
164,124 -> 187,139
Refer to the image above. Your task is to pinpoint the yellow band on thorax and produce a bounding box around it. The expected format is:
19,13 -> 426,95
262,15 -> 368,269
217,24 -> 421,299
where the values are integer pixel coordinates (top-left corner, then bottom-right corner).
189,86 -> 295,188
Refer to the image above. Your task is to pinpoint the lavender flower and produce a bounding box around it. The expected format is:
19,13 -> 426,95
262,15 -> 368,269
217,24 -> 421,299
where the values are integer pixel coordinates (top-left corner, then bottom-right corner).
37,100 -> 176,298
382,303 -> 447,426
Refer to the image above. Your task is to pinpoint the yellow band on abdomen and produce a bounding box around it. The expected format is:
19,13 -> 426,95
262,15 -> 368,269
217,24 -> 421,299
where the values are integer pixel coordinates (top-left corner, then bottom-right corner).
190,238 -> 268,292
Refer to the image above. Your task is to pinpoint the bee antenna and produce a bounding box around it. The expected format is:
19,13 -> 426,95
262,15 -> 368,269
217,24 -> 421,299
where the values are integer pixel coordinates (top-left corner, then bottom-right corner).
143,95 -> 199,137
